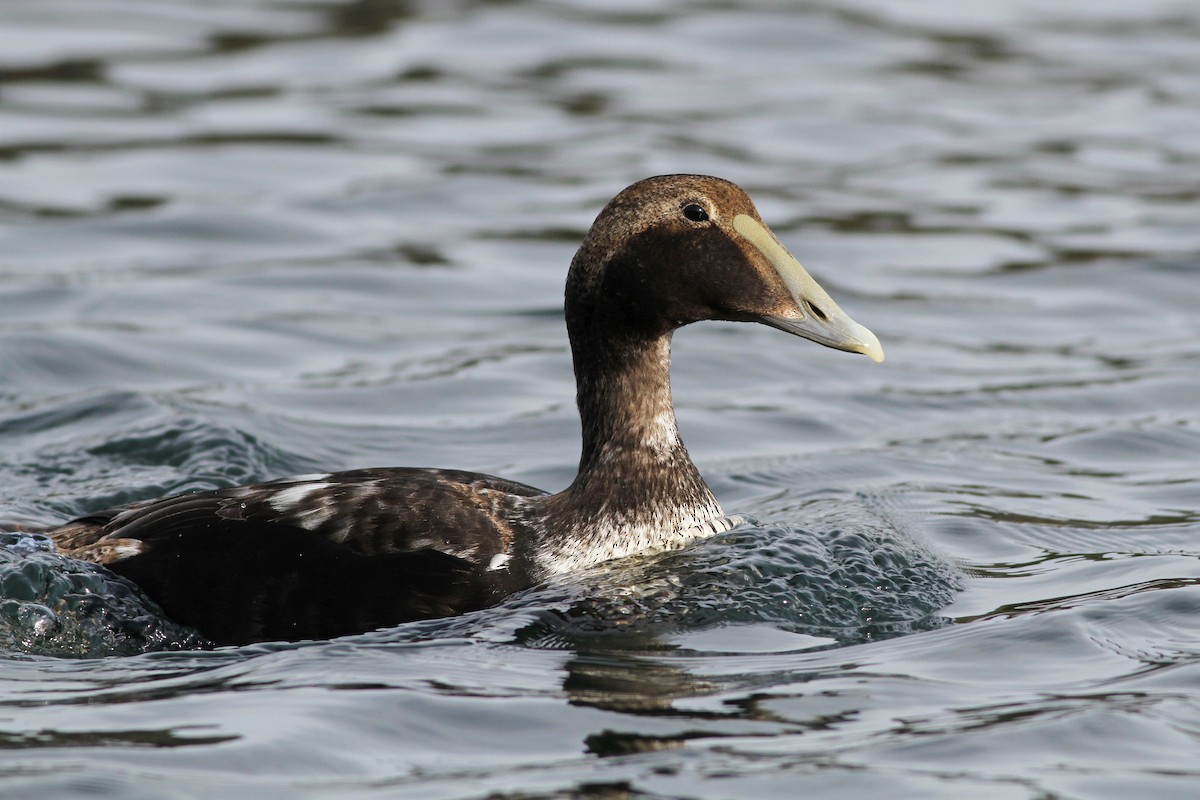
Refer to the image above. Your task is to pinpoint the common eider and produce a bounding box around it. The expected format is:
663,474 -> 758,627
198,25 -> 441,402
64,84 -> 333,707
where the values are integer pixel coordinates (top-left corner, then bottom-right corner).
46,175 -> 884,646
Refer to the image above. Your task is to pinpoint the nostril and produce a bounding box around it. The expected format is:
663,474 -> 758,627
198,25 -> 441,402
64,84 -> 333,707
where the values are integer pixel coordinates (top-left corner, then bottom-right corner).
806,301 -> 829,321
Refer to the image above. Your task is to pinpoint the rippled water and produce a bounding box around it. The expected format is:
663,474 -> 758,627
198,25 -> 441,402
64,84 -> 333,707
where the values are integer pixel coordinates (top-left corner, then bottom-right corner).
1,1 -> 1198,797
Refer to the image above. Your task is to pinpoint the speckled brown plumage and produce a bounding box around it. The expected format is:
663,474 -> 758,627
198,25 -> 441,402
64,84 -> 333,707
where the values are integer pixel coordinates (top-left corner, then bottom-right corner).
45,175 -> 884,646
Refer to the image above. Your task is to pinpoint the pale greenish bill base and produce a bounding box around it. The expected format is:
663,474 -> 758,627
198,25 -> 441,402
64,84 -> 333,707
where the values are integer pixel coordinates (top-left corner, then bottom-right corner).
732,214 -> 885,363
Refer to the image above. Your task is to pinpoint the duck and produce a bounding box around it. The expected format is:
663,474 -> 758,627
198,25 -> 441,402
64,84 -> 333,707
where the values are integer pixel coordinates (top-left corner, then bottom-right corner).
46,175 -> 884,647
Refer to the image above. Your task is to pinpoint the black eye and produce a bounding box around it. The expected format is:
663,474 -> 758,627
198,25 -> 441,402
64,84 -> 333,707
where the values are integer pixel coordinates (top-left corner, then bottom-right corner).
682,204 -> 709,223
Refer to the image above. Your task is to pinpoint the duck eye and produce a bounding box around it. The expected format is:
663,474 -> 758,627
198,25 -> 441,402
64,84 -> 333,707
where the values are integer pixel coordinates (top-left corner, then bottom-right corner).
682,204 -> 709,223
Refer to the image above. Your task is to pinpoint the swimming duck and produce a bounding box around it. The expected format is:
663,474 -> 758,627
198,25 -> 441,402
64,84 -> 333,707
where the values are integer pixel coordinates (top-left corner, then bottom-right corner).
48,175 -> 883,646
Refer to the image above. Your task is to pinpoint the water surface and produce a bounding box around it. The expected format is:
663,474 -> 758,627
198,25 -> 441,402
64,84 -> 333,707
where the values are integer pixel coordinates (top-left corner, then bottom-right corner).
1,1 -> 1198,797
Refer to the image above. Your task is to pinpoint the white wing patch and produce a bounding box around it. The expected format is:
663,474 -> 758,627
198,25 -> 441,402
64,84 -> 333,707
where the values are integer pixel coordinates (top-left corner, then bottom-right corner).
268,481 -> 337,531
269,482 -> 332,512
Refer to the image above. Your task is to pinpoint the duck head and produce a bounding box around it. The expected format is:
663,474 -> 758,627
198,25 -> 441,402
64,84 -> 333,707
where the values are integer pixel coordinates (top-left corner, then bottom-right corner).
566,174 -> 884,363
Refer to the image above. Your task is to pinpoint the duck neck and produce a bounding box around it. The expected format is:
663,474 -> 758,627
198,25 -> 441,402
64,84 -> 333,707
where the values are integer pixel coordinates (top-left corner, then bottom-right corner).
576,332 -> 683,472
523,325 -> 726,578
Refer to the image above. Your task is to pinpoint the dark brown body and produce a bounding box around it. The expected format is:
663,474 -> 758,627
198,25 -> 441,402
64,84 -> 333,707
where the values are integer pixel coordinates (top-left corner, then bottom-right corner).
51,469 -> 541,645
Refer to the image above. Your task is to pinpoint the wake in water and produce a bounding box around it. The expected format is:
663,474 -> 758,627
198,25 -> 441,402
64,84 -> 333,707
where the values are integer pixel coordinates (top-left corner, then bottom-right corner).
502,500 -> 963,649
0,500 -> 961,658
0,532 -> 207,657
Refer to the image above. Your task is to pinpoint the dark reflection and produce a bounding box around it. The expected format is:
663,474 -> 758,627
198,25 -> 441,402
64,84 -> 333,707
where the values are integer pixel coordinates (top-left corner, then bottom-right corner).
897,691 -> 1159,740
394,242 -> 453,267
0,60 -> 101,85
0,726 -> 237,749
555,91 -> 609,116
896,33 -> 1016,77
209,32 -> 275,54
563,648 -> 716,714
485,780 -> 644,800
558,637 -> 866,759
956,576 -> 1200,624
561,645 -> 742,759
520,57 -> 668,81
106,195 -> 169,213
327,0 -> 417,37
962,506 -> 1199,530
804,209 -> 920,233
0,133 -> 342,165
584,728 -> 691,758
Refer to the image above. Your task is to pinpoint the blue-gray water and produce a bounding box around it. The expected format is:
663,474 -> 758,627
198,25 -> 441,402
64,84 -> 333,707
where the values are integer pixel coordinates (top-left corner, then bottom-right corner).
1,1 -> 1198,797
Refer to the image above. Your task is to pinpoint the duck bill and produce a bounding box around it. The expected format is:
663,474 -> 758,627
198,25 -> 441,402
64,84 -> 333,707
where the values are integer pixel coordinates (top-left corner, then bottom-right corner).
733,214 -> 885,363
